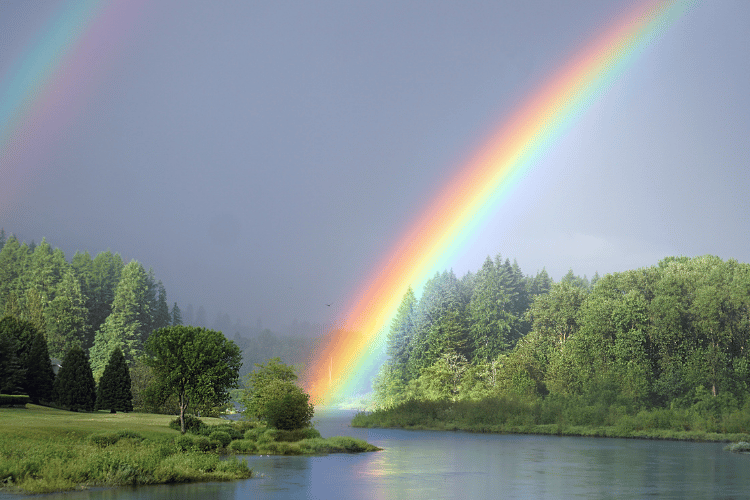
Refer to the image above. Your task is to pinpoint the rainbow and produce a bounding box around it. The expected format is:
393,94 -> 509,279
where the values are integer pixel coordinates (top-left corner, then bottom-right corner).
301,0 -> 696,404
0,0 -> 143,213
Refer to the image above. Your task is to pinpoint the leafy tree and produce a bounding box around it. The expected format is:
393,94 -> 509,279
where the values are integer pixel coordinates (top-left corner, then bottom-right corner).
54,346 -> 96,411
145,326 -> 242,433
238,357 -> 300,422
95,347 -> 133,413
264,385 -> 315,430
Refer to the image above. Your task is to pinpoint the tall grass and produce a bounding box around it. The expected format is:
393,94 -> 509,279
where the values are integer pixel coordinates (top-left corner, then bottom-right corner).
352,396 -> 750,443
0,406 -> 251,494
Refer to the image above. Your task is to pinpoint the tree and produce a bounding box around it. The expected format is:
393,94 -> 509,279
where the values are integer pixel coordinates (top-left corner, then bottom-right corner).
264,386 -> 314,430
238,357 -> 302,423
152,282 -> 171,331
54,346 -> 96,412
145,326 -> 242,433
45,268 -> 88,359
90,261 -> 150,377
171,302 -> 182,326
0,315 -> 54,402
95,347 -> 133,413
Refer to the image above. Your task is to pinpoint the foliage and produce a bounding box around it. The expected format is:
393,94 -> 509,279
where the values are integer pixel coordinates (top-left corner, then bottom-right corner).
169,414 -> 205,434
95,347 -> 134,413
145,326 -> 242,433
265,387 -> 315,430
237,357 -> 299,421
0,315 -> 54,402
0,406 -> 251,494
53,346 -> 96,411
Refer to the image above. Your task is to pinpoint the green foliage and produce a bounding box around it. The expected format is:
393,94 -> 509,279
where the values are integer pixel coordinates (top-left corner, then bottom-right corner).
0,394 -> 31,406
208,430 -> 232,447
265,388 -> 315,430
95,347 -> 133,413
146,326 -> 241,433
169,414 -> 205,434
238,357 -> 300,422
53,346 -> 96,411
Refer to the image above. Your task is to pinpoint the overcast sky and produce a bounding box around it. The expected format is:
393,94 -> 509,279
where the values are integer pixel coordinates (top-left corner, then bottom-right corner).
1,0 -> 748,334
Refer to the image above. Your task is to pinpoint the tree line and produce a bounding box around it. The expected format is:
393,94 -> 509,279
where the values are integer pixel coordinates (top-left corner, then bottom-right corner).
376,254 -> 750,422
0,230 -> 182,378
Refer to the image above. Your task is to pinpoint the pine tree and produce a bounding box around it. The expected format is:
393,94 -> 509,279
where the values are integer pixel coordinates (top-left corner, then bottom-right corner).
153,283 -> 171,331
25,328 -> 55,403
95,347 -> 133,413
0,317 -> 24,394
54,346 -> 96,411
90,261 -> 150,378
45,269 -> 88,359
171,303 -> 183,326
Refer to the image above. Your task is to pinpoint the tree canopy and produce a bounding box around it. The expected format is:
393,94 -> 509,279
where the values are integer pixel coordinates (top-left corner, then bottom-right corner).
145,325 -> 242,433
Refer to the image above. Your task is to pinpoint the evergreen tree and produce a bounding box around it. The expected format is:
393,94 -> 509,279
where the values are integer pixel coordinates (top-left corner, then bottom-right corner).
95,347 -> 133,413
86,251 -> 125,349
467,256 -> 515,364
54,346 -> 96,411
0,236 -> 24,312
25,328 -> 55,403
171,303 -> 183,326
195,305 -> 207,327
45,268 -> 88,359
90,261 -> 150,378
153,282 -> 171,331
386,287 -> 417,381
0,317 -> 24,394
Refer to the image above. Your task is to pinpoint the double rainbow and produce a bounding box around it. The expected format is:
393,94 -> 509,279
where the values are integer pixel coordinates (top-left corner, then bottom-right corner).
301,0 -> 695,404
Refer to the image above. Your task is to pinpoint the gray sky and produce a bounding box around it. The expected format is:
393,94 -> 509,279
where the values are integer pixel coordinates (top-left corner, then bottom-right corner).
1,0 -> 748,333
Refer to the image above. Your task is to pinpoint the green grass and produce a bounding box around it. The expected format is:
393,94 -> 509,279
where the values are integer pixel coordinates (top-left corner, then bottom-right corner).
352,398 -> 750,444
0,405 -> 251,494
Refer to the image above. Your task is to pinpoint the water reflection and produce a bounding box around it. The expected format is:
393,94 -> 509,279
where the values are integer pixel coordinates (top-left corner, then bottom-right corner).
2,411 -> 748,499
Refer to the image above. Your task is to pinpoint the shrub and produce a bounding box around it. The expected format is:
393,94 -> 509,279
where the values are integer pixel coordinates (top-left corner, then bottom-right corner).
169,414 -> 204,434
0,394 -> 30,407
208,430 -> 232,448
228,439 -> 257,453
264,388 -> 314,430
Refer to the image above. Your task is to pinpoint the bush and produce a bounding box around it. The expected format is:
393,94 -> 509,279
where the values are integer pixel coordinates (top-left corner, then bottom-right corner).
228,439 -> 257,453
265,389 -> 315,430
208,430 -> 232,448
276,428 -> 321,442
0,394 -> 30,407
169,414 -> 205,434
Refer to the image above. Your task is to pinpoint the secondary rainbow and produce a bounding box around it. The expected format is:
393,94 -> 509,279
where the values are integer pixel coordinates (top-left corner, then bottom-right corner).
0,0 -> 143,214
301,0 -> 696,404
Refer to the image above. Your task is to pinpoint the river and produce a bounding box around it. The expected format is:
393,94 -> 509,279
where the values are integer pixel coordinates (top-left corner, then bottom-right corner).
4,410 -> 749,499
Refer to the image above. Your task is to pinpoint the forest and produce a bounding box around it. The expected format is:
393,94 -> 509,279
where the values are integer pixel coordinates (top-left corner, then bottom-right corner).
367,253 -> 750,436
0,230 -> 312,400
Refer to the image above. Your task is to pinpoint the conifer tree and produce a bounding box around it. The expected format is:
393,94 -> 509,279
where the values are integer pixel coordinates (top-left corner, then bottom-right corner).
45,269 -> 88,359
171,302 -> 182,326
90,261 -> 150,378
25,328 -> 55,403
95,347 -> 133,413
54,346 -> 96,411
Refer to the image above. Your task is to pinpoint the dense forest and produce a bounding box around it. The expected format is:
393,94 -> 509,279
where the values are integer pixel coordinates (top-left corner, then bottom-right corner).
0,230 -> 312,388
371,253 -> 750,435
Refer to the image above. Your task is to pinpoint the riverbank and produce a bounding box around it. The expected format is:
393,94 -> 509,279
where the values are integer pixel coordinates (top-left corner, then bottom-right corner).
351,398 -> 750,443
0,405 -> 378,494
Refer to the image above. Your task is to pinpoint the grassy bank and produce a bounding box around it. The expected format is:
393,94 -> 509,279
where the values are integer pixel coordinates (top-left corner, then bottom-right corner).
0,405 -> 252,494
0,405 -> 380,494
352,397 -> 750,443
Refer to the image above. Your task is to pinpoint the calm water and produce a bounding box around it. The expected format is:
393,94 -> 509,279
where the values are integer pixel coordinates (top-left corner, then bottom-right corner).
4,410 -> 749,499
